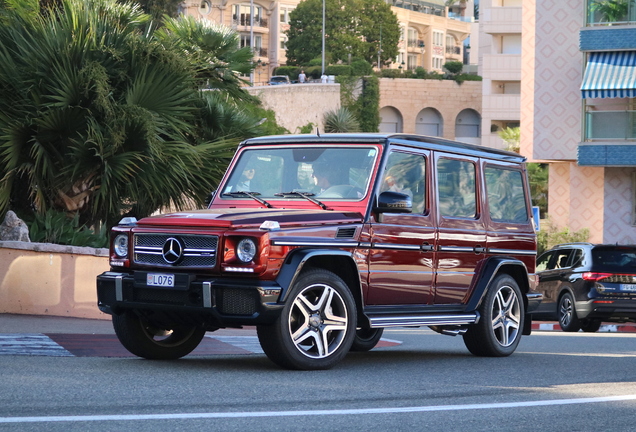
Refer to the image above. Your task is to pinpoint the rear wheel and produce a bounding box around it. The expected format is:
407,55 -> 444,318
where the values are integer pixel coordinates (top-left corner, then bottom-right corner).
257,269 -> 356,370
463,274 -> 524,357
580,319 -> 602,333
350,328 -> 384,352
112,311 -> 206,360
558,293 -> 581,332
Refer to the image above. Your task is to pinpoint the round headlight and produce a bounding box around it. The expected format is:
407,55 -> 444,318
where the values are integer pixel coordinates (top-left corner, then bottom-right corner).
113,234 -> 129,258
236,238 -> 257,263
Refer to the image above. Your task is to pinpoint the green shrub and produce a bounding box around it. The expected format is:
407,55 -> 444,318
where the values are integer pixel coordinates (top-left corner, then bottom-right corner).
379,69 -> 403,78
414,67 -> 427,79
536,218 -> 590,256
272,66 -> 298,79
296,122 -> 316,134
443,61 -> 463,74
325,64 -> 352,76
305,66 -> 323,79
351,59 -> 373,76
28,210 -> 108,248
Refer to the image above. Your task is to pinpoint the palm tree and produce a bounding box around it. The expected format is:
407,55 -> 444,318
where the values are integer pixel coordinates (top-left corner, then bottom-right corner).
323,108 -> 361,133
0,0 -> 267,228
589,0 -> 629,23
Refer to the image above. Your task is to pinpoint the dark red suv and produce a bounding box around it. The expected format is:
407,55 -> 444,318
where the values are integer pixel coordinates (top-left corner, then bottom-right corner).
97,133 -> 542,369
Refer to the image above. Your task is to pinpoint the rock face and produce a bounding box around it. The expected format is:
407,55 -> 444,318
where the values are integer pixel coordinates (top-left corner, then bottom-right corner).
0,211 -> 31,242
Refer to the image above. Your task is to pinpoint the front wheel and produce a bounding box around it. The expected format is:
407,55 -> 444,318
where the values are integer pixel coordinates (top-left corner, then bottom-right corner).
558,292 -> 581,332
112,311 -> 206,360
257,269 -> 357,370
463,274 -> 524,357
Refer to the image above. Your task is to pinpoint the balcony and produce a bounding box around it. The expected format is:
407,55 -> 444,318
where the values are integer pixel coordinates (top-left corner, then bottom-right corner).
445,45 -> 461,55
481,54 -> 521,80
232,14 -> 268,28
586,0 -> 636,26
481,7 -> 522,34
585,110 -> 636,140
386,0 -> 445,16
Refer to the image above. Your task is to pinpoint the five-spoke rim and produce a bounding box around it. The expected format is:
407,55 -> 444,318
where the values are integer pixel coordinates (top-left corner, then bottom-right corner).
490,285 -> 521,347
288,283 -> 348,359
560,296 -> 574,327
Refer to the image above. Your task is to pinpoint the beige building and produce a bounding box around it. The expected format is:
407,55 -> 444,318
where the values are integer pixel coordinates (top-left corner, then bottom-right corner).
183,0 -> 472,84
479,0 -> 522,150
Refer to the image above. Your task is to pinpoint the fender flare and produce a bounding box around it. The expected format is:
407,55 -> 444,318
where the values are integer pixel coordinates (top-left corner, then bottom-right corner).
275,248 -> 362,303
465,256 -> 531,312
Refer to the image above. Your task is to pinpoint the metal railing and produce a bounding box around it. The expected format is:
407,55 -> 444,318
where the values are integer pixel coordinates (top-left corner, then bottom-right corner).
232,15 -> 268,27
586,0 -> 636,26
585,110 -> 636,140
407,39 -> 425,48
445,46 -> 461,55
385,0 -> 445,17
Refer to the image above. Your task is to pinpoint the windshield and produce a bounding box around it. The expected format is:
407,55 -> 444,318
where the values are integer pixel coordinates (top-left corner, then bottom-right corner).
220,146 -> 378,201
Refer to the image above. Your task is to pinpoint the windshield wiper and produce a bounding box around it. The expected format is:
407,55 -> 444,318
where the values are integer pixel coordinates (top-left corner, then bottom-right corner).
222,191 -> 273,208
275,191 -> 328,210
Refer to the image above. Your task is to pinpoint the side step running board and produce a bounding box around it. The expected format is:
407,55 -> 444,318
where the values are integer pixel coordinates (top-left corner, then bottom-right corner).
368,313 -> 479,328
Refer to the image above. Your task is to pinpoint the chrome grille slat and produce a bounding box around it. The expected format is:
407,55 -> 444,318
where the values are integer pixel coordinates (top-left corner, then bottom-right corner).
133,233 -> 218,268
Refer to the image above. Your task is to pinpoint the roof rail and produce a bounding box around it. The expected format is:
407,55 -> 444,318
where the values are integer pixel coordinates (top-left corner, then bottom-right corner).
554,242 -> 593,247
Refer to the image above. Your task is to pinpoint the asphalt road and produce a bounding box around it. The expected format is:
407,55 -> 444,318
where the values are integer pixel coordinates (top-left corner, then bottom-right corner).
1,317 -> 635,432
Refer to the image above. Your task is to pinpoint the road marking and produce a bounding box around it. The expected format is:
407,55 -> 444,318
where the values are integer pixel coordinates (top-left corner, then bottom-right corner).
1,394 -> 636,423
0,334 -> 72,357
518,351 -> 636,358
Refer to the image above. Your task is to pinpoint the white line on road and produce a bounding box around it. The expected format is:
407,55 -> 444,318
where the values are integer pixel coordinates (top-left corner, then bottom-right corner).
2,394 -> 636,424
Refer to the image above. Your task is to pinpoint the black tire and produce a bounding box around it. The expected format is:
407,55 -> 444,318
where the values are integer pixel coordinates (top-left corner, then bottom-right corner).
580,319 -> 602,333
112,311 -> 206,360
257,268 -> 357,370
558,292 -> 581,332
350,328 -> 384,352
463,274 -> 525,357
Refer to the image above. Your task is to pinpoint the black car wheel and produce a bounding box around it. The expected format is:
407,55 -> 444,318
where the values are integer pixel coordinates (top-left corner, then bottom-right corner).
558,292 -> 581,332
350,328 -> 384,352
463,274 -> 524,357
257,269 -> 356,370
112,311 -> 206,359
580,319 -> 602,333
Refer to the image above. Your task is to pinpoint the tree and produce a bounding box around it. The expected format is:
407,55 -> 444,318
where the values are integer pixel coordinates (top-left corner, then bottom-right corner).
498,127 -> 521,152
0,0 -> 271,229
285,0 -> 399,67
133,0 -> 182,20
590,0 -> 629,23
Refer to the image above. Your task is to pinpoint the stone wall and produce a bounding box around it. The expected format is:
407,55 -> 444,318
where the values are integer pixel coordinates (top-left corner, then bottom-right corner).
246,83 -> 341,133
0,242 -> 109,319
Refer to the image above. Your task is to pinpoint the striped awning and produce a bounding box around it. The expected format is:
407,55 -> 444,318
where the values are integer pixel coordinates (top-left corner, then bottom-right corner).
581,51 -> 636,99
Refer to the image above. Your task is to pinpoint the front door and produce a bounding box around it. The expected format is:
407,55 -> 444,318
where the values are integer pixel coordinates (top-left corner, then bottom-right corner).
367,149 -> 435,305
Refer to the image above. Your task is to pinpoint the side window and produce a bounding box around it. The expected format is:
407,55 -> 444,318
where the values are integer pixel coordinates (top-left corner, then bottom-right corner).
485,166 -> 529,223
553,249 -> 573,269
380,152 -> 427,214
536,252 -> 553,271
570,249 -> 584,267
437,158 -> 476,218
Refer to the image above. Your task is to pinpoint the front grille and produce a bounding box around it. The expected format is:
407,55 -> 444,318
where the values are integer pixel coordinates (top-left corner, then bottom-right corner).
133,234 -> 218,268
219,289 -> 258,315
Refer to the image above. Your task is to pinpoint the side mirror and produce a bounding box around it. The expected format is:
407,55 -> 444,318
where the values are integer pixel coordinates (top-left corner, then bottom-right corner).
375,191 -> 412,214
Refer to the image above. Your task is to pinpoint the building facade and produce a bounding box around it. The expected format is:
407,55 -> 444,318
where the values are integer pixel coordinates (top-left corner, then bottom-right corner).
522,0 -> 636,243
479,0 -> 523,150
183,0 -> 473,84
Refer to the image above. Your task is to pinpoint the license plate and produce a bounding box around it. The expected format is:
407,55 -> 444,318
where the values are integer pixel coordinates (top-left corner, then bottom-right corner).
620,284 -> 636,291
147,273 -> 175,287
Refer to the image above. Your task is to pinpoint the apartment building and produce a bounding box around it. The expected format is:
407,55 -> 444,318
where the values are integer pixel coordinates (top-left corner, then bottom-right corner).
522,0 -> 636,243
479,0 -> 523,150
183,0 -> 472,84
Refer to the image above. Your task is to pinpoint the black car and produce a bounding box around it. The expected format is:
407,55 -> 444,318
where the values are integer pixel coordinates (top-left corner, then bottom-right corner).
534,243 -> 636,332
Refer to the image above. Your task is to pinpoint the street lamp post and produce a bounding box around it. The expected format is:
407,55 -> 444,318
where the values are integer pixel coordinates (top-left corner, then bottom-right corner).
321,0 -> 325,76
250,0 -> 254,84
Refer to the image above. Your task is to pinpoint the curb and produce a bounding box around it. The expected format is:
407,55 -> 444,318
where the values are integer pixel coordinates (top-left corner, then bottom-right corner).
532,321 -> 636,333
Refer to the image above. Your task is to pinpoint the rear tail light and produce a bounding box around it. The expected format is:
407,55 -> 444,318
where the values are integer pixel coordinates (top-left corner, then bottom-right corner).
582,272 -> 613,281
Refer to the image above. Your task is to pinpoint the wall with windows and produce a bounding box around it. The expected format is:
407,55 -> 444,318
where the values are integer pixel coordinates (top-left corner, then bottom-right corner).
378,78 -> 481,142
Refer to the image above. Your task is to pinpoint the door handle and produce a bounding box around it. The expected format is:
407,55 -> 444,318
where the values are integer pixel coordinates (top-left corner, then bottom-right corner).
421,244 -> 434,252
473,246 -> 486,254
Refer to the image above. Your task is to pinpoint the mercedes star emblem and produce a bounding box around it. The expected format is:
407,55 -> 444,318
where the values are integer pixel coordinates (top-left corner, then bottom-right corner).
162,237 -> 183,264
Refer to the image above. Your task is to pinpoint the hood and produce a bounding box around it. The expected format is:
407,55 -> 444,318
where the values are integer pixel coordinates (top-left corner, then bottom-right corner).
136,208 -> 363,229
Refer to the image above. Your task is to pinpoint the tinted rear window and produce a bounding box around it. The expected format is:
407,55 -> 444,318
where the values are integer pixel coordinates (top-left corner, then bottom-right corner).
592,247 -> 636,272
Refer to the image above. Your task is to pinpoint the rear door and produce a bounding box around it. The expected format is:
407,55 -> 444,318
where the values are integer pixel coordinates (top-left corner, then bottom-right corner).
434,153 -> 486,304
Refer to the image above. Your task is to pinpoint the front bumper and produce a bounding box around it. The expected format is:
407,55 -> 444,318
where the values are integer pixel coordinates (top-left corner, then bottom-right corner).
97,271 -> 284,329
